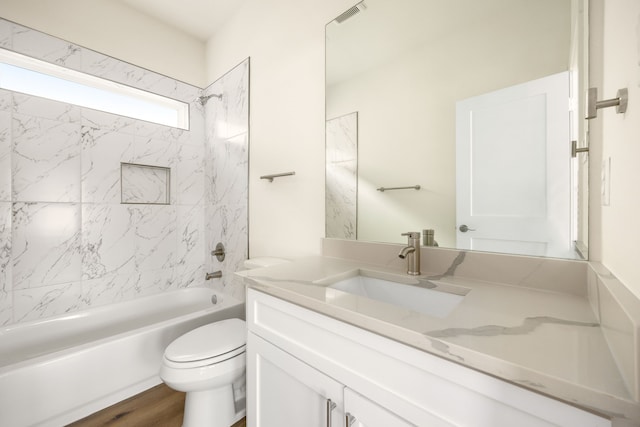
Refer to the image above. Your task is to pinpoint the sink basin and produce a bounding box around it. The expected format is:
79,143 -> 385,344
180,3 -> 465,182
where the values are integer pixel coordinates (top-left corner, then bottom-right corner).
318,269 -> 466,318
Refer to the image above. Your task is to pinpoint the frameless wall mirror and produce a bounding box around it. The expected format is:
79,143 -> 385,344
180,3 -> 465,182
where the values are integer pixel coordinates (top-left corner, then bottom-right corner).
325,0 -> 589,260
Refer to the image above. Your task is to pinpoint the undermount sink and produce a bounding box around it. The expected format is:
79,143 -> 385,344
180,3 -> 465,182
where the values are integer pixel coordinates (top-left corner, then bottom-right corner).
316,269 -> 467,318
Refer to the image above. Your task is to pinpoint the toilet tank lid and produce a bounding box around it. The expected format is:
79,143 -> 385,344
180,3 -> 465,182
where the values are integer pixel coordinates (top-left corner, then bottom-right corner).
164,318 -> 246,363
243,257 -> 290,269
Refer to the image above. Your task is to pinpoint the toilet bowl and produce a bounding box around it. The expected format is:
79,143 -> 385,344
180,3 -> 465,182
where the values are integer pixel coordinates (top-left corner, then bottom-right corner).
160,318 -> 246,427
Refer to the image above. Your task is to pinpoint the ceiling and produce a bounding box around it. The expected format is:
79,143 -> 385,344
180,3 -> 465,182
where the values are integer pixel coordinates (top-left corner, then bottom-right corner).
117,0 -> 248,41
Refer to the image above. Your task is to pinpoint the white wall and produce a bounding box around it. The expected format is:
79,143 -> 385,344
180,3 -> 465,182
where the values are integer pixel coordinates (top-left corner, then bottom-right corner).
590,0 -> 640,299
205,0 -> 355,258
0,0 -> 206,87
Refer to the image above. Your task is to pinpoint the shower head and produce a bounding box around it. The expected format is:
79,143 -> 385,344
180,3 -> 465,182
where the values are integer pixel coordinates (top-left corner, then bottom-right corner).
198,93 -> 222,105
334,2 -> 366,23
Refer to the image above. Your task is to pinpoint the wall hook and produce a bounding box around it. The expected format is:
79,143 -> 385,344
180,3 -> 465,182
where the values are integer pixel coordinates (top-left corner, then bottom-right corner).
586,87 -> 628,119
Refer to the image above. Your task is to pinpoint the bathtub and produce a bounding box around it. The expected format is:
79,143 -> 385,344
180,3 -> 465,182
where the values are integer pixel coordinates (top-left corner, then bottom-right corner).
0,287 -> 245,427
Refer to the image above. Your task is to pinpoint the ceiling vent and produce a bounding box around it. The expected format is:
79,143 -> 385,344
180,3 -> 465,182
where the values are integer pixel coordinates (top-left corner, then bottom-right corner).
335,2 -> 367,24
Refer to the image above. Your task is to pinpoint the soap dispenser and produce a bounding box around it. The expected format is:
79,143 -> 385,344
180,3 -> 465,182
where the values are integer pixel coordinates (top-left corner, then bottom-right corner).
422,229 -> 439,247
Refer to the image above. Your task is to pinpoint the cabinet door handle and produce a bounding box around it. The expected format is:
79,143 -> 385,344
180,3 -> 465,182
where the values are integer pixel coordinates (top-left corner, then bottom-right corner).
326,399 -> 337,427
346,412 -> 356,426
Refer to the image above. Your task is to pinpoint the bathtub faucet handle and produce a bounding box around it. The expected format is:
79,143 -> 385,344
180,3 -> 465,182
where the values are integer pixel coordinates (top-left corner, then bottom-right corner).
211,242 -> 225,262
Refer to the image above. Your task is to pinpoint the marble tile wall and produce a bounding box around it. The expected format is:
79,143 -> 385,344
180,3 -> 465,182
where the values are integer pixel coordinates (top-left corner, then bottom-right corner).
0,19 -> 249,325
326,112 -> 357,240
203,60 -> 250,301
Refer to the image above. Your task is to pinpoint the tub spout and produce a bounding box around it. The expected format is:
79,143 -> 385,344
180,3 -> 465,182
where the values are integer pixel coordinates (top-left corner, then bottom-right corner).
205,271 -> 222,280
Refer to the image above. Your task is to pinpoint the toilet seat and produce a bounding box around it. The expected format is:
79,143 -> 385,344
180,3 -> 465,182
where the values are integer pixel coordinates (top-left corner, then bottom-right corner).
164,318 -> 246,369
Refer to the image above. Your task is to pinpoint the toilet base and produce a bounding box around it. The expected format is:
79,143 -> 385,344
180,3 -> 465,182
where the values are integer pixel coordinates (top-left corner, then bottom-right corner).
182,384 -> 242,427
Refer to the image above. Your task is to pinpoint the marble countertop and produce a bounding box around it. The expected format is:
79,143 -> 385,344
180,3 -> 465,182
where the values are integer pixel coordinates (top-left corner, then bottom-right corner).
238,255 -> 640,424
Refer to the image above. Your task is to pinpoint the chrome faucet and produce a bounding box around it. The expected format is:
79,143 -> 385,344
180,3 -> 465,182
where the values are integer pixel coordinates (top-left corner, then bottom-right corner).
399,232 -> 421,275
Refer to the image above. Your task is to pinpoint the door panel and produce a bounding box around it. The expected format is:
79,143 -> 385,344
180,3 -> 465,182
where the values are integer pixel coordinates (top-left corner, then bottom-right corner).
456,72 -> 573,258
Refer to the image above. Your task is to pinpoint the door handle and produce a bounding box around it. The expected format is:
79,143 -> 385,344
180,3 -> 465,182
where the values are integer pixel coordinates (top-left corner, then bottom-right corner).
326,399 -> 337,427
459,224 -> 476,233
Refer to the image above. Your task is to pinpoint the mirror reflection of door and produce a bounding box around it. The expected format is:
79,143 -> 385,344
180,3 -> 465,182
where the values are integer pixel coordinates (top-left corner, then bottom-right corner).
456,71 -> 576,258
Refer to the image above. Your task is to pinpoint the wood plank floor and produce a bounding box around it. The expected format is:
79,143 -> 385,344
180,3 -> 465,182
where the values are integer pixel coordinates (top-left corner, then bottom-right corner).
68,384 -> 246,427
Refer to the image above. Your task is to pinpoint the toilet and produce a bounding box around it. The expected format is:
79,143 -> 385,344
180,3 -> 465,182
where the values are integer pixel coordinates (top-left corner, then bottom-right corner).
160,318 -> 247,427
160,258 -> 288,426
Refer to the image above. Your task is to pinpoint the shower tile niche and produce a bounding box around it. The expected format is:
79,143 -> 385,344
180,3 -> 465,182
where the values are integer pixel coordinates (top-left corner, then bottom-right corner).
120,163 -> 171,205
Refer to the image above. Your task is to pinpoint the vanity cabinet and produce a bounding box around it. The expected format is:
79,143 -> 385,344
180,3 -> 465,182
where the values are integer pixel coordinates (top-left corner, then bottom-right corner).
248,332 -> 344,427
248,332 -> 415,427
246,288 -> 611,427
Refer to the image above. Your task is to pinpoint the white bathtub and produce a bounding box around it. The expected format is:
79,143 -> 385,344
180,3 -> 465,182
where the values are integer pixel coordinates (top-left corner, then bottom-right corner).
0,287 -> 245,427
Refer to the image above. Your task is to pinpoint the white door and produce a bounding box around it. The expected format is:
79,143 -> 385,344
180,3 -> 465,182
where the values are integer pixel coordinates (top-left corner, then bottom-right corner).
456,72 -> 572,258
247,332 -> 344,427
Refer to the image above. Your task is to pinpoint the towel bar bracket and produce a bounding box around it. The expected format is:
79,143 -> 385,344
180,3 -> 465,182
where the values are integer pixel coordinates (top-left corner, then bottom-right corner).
586,87 -> 628,119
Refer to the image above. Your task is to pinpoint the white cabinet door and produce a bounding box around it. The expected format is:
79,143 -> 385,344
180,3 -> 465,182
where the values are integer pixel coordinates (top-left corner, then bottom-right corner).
247,332 -> 344,427
345,388 -> 414,427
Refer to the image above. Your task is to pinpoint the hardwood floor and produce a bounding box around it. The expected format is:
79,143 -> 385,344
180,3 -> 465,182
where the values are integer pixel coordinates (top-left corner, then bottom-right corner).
68,384 -> 246,427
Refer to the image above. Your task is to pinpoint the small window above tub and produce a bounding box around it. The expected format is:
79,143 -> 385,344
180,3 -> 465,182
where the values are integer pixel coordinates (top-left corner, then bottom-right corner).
0,48 -> 189,129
